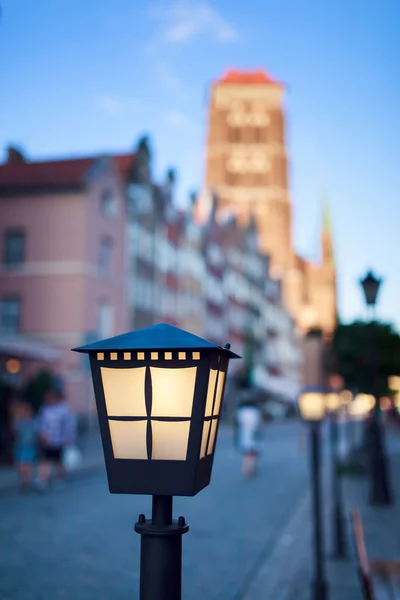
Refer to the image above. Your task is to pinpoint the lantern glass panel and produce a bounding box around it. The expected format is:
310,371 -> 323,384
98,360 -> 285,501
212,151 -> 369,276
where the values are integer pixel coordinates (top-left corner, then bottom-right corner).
101,366 -> 147,416
205,369 -> 218,416
108,420 -> 147,459
200,420 -> 211,458
208,419 -> 218,455
151,420 -> 191,460
299,392 -> 325,421
214,371 -> 226,415
150,366 -> 197,417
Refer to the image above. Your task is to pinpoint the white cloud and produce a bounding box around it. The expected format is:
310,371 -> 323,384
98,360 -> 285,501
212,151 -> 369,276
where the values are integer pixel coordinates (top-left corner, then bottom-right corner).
149,1 -> 239,44
96,94 -> 140,116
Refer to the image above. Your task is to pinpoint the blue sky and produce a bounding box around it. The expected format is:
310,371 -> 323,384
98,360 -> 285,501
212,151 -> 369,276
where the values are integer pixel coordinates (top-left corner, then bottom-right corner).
1,0 -> 399,329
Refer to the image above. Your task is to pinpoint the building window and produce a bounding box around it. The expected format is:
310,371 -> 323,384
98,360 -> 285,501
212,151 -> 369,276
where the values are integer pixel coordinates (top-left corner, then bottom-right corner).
101,190 -> 118,218
1,297 -> 21,334
3,230 -> 25,267
98,301 -> 115,339
99,238 -> 113,276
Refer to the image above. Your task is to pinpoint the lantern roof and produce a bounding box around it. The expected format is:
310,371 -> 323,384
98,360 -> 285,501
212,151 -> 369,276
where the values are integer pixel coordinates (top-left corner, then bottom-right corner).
72,322 -> 240,358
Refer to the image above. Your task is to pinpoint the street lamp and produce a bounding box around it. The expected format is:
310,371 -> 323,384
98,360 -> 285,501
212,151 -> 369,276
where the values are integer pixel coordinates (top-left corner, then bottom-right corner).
325,391 -> 347,559
73,322 -> 239,600
298,387 -> 328,600
359,270 -> 393,506
360,270 -> 381,310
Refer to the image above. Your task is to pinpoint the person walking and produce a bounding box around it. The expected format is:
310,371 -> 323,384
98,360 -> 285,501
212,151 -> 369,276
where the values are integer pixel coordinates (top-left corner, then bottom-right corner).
12,399 -> 37,492
235,372 -> 263,478
36,376 -> 76,491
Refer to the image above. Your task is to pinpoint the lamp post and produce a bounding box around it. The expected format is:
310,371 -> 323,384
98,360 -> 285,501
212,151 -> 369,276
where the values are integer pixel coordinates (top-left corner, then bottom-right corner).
360,270 -> 393,505
73,322 -> 240,600
325,391 -> 347,560
298,388 -> 328,600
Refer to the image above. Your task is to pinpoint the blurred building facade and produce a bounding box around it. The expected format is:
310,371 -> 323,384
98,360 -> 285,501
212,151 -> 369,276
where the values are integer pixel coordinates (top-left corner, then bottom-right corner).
0,136 -> 302,419
203,69 -> 337,336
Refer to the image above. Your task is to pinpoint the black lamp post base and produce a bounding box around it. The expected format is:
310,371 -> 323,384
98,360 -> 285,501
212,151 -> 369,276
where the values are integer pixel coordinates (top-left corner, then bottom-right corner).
135,496 -> 189,600
331,505 -> 347,560
369,420 -> 394,506
312,579 -> 328,600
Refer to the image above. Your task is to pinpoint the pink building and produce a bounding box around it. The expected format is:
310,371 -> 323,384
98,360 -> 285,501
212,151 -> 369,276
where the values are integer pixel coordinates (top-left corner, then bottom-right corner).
0,147 -> 132,414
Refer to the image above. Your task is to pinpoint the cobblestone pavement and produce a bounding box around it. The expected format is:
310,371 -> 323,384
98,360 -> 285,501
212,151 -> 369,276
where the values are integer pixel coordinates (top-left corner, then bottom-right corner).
243,429 -> 400,600
0,421 -> 309,600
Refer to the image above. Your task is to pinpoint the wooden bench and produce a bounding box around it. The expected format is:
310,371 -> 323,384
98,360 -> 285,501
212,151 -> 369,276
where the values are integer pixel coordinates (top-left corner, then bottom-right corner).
351,508 -> 400,600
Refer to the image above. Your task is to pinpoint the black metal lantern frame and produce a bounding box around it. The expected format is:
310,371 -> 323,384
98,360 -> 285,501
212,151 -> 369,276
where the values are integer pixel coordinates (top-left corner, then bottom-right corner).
73,323 -> 239,497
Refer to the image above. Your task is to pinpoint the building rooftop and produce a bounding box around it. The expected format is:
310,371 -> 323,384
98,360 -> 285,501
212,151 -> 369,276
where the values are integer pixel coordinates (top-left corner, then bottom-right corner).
0,149 -> 134,191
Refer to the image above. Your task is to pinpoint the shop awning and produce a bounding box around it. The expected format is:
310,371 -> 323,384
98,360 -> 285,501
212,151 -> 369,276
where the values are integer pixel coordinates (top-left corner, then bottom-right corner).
0,336 -> 61,362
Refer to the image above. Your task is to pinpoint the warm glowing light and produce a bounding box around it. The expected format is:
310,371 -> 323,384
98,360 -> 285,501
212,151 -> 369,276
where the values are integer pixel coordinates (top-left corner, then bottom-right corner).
349,394 -> 376,417
151,421 -> 191,460
150,366 -> 196,417
200,421 -> 211,458
102,363 -> 198,461
208,419 -> 218,454
298,392 -> 325,421
109,420 -> 147,459
213,371 -> 226,415
389,376 -> 400,391
5,358 -> 21,374
101,366 -> 147,416
325,393 -> 341,412
205,369 -> 218,416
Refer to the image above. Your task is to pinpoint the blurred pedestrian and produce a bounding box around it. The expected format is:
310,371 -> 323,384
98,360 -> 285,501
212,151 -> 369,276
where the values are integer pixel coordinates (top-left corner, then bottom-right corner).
36,376 -> 76,491
12,399 -> 37,492
235,372 -> 263,478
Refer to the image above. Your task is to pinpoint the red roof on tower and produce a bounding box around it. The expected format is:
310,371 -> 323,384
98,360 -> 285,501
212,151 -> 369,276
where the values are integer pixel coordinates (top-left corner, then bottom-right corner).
218,69 -> 282,86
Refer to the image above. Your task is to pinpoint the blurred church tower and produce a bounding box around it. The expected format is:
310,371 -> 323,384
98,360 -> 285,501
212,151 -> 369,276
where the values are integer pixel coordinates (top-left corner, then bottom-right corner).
203,69 -> 337,336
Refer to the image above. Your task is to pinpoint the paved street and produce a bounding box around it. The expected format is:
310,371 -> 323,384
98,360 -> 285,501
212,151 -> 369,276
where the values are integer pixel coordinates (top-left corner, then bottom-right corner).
0,421 -> 309,600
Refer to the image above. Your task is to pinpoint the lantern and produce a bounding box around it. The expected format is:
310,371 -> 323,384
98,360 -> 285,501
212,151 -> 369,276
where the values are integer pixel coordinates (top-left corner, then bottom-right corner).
298,387 -> 326,422
72,322 -> 239,496
360,270 -> 382,307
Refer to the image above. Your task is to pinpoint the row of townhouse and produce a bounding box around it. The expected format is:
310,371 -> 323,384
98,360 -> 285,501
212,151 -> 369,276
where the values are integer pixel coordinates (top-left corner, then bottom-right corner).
0,137 -> 302,425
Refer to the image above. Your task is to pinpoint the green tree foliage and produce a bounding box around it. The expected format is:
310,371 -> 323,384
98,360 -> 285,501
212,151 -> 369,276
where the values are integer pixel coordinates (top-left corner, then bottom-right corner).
332,321 -> 400,397
23,370 -> 53,414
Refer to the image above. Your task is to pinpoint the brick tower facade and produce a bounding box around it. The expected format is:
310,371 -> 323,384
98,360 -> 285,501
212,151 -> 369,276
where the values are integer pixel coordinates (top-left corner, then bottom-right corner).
204,69 -> 337,336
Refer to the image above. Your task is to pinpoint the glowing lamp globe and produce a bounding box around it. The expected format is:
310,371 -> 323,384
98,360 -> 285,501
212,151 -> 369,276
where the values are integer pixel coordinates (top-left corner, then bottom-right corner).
298,387 -> 326,422
72,323 -> 239,496
325,392 -> 341,413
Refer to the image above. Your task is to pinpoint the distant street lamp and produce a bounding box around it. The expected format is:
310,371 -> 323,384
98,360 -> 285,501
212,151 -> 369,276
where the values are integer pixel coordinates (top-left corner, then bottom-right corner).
359,270 -> 393,506
73,322 -> 239,600
298,387 -> 328,600
325,391 -> 347,559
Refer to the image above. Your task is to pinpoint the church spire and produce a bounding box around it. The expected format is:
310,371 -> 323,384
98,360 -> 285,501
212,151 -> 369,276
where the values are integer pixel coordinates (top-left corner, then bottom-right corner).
321,198 -> 334,265
322,199 -> 332,234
